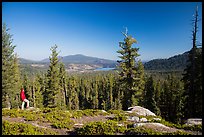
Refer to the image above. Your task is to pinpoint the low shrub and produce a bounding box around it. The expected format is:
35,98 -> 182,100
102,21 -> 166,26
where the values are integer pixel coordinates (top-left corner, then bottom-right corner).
112,113 -> 127,121
76,120 -> 126,135
2,109 -> 21,118
125,127 -> 162,135
69,110 -> 83,118
82,109 -> 108,116
107,110 -> 124,115
43,109 -> 72,123
125,127 -> 192,135
180,124 -> 202,132
24,113 -> 44,122
70,109 -> 109,119
2,120 -> 58,135
154,118 -> 202,132
24,114 -> 38,121
165,130 -> 192,135
51,119 -> 75,130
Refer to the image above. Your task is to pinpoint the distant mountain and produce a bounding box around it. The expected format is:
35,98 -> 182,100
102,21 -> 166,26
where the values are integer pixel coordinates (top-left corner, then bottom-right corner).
18,58 -> 39,64
20,54 -> 117,68
144,51 -> 190,71
61,54 -> 116,66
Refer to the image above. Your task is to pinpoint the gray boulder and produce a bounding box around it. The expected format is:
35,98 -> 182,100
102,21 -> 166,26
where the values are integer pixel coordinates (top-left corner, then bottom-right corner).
126,106 -> 156,116
152,117 -> 161,121
185,118 -> 202,125
127,116 -> 140,122
101,110 -> 107,113
140,117 -> 148,122
133,123 -> 145,128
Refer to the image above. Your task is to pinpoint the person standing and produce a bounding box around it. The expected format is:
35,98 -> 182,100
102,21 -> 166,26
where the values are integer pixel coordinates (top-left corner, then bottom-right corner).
20,88 -> 29,110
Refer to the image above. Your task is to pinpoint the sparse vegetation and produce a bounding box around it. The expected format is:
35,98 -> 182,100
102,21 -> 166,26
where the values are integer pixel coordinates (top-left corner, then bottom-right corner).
2,120 -> 58,135
2,108 -> 202,135
125,127 -> 192,135
75,120 -> 126,135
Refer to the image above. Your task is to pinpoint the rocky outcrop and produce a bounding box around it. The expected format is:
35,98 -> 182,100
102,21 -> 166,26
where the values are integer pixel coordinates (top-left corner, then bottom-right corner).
133,123 -> 179,133
127,116 -> 140,122
140,118 -> 148,122
185,118 -> 202,125
126,106 -> 156,116
127,116 -> 160,123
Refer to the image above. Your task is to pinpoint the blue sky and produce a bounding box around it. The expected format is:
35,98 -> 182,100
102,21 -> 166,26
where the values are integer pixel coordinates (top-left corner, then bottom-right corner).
2,2 -> 202,61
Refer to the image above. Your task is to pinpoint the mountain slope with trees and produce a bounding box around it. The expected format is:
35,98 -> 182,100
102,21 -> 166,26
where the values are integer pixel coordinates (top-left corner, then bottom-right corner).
143,51 -> 189,71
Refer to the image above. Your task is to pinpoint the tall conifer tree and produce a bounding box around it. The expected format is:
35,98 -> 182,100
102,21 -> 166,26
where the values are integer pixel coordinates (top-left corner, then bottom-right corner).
58,62 -> 67,110
33,73 -> 44,108
117,28 -> 144,110
43,45 -> 60,108
143,76 -> 160,115
182,6 -> 202,118
67,76 -> 79,110
10,54 -> 22,108
2,24 -> 21,108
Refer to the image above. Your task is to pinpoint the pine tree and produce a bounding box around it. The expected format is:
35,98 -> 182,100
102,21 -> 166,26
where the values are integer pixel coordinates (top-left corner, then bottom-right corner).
154,80 -> 161,115
79,78 -> 86,109
58,62 -> 67,110
114,80 -> 123,110
108,74 -> 114,109
85,79 -> 92,109
159,79 -> 171,121
33,73 -> 44,108
133,60 -> 145,106
93,77 -> 99,109
67,76 -> 79,110
182,6 -> 202,118
117,28 -> 144,110
159,75 -> 184,123
82,79 -> 90,109
166,75 -> 183,123
173,78 -> 184,124
143,76 -> 160,115
98,75 -> 105,110
2,24 -> 20,108
43,45 -> 60,108
10,54 -> 22,108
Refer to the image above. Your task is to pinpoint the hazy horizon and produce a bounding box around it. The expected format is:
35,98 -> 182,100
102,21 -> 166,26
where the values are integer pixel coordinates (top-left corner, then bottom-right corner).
2,2 -> 202,61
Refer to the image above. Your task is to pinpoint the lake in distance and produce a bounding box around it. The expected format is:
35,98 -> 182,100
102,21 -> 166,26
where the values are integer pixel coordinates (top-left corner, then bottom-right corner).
94,67 -> 115,71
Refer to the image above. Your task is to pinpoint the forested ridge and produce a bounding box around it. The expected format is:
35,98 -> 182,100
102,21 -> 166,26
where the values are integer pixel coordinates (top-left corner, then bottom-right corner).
144,51 -> 189,71
143,48 -> 202,71
2,7 -> 202,135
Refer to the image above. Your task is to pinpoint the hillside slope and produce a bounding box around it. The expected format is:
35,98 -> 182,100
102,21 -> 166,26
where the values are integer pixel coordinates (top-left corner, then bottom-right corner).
144,51 -> 189,71
144,47 -> 202,71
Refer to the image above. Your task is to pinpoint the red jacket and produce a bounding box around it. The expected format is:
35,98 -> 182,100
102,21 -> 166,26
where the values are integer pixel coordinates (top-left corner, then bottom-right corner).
20,89 -> 26,101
